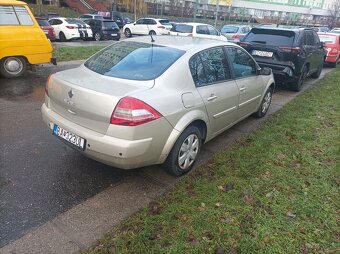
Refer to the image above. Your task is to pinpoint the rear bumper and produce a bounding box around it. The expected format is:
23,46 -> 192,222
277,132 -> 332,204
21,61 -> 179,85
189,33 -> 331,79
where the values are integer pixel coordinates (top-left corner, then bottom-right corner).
102,32 -> 120,40
325,55 -> 338,63
256,61 -> 298,82
41,103 -> 170,169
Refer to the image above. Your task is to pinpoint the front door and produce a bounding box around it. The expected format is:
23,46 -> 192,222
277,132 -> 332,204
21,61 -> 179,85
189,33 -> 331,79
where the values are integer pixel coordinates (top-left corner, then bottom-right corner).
225,46 -> 264,119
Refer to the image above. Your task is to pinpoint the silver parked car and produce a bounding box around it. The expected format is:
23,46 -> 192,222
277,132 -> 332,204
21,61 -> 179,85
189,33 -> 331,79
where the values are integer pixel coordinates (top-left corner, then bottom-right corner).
42,36 -> 274,176
220,25 -> 251,42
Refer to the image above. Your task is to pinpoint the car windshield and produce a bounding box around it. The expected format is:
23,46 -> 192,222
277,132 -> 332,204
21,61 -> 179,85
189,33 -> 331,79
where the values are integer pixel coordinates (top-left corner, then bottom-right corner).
221,26 -> 239,33
85,41 -> 185,80
103,21 -> 118,28
171,24 -> 193,33
37,19 -> 50,26
318,35 -> 336,44
243,29 -> 295,46
159,19 -> 170,25
94,16 -> 103,20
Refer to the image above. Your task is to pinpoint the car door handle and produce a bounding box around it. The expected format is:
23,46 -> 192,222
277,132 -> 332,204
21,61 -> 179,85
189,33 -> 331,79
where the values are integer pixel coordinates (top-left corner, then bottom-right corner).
207,95 -> 218,101
240,87 -> 246,92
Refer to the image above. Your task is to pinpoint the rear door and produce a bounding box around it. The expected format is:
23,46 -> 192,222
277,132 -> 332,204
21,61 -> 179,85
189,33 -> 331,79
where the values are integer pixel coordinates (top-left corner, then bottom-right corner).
225,46 -> 264,119
189,47 -> 239,136
303,30 -> 320,72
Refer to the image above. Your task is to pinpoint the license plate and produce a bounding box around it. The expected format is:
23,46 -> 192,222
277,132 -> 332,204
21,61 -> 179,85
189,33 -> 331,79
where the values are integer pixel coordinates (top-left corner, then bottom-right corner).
43,30 -> 49,34
111,33 -> 117,36
53,124 -> 85,150
252,50 -> 273,57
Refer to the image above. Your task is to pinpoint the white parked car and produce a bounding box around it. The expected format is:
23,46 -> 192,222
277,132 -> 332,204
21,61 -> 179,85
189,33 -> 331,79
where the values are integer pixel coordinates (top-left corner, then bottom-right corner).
169,22 -> 228,42
123,18 -> 172,37
48,17 -> 93,42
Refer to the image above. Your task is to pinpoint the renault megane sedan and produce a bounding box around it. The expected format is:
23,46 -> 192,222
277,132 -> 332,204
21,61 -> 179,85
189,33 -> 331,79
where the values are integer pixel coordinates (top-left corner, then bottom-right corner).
42,36 -> 275,176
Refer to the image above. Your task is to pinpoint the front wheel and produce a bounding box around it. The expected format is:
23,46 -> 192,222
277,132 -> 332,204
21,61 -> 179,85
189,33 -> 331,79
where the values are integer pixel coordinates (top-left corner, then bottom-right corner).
164,126 -> 202,177
0,56 -> 27,78
254,87 -> 273,118
124,28 -> 132,38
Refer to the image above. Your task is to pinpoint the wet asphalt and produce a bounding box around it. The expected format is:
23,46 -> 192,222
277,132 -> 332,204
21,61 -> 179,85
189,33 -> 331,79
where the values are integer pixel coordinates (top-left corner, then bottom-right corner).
0,63 -> 129,247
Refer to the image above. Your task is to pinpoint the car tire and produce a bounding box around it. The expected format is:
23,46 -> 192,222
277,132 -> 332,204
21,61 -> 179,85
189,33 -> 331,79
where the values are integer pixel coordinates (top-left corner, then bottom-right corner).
59,32 -> 67,42
164,126 -> 202,177
149,30 -> 156,36
330,58 -> 338,68
0,56 -> 27,78
124,28 -> 132,38
311,63 -> 323,78
291,65 -> 307,92
254,87 -> 273,118
94,32 -> 101,41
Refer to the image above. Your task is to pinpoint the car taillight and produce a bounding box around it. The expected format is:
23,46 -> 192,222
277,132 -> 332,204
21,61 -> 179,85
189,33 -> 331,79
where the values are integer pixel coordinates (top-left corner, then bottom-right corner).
237,42 -> 250,47
66,25 -> 77,29
157,26 -> 165,29
232,34 -> 241,39
110,97 -> 162,126
45,75 -> 51,97
279,46 -> 301,53
331,48 -> 338,53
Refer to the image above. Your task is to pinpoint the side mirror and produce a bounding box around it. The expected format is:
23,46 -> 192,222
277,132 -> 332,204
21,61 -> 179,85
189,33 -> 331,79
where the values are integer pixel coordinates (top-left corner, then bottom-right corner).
133,22 -> 136,25
320,41 -> 324,49
259,67 -> 272,76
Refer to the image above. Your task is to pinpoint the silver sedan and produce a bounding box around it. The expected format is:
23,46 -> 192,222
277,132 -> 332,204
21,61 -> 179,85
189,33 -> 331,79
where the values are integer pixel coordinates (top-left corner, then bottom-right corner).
42,36 -> 275,176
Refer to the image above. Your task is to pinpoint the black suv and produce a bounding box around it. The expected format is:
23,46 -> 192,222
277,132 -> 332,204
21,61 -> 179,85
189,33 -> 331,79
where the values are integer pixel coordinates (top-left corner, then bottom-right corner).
84,19 -> 120,41
239,27 -> 326,91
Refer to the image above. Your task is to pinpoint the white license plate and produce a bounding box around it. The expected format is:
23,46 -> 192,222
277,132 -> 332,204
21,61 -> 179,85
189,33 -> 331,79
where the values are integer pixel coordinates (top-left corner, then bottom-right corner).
43,30 -> 49,34
53,124 -> 85,150
252,50 -> 273,57
111,33 -> 117,36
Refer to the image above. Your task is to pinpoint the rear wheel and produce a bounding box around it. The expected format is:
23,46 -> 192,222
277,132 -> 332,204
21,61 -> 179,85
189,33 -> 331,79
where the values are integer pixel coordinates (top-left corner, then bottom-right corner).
254,87 -> 273,118
164,126 -> 201,177
330,58 -> 338,68
311,63 -> 323,78
94,32 -> 101,41
0,56 -> 27,78
290,65 -> 307,92
124,28 -> 132,38
59,32 -> 67,42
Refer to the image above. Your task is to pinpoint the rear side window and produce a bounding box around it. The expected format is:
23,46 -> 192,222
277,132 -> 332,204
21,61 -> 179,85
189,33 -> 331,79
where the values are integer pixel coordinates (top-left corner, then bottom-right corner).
85,41 -> 185,80
171,24 -> 193,33
244,29 -> 295,46
0,5 -> 33,25
159,19 -> 170,25
189,47 -> 231,86
196,25 -> 208,35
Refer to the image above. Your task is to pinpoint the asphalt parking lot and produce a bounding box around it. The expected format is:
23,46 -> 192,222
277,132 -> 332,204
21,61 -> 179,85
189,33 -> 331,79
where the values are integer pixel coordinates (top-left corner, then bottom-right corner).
0,61 -> 334,253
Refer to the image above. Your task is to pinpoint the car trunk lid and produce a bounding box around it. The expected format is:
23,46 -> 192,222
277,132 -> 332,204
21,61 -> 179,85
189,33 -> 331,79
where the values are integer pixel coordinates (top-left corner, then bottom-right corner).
48,66 -> 154,134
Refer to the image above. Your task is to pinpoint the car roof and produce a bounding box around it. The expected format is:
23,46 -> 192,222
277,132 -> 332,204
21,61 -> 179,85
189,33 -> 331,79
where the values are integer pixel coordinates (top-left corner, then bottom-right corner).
124,36 -> 236,52
0,0 -> 27,5
180,22 -> 212,26
251,26 -> 313,33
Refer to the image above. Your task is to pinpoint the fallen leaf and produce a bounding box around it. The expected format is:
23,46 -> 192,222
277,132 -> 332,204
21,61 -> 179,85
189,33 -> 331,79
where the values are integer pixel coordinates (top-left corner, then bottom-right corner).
218,183 -> 234,192
243,194 -> 253,205
148,201 -> 161,215
200,203 -> 206,208
287,210 -> 296,218
216,247 -> 225,254
215,202 -> 221,208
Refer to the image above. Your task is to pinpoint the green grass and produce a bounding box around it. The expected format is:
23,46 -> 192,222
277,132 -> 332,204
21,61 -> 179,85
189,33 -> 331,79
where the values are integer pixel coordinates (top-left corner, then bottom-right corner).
29,4 -> 80,18
53,46 -> 105,62
84,70 -> 340,253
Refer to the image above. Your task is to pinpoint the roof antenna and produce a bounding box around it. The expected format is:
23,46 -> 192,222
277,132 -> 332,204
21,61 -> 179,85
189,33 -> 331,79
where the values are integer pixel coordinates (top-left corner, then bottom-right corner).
146,21 -> 155,43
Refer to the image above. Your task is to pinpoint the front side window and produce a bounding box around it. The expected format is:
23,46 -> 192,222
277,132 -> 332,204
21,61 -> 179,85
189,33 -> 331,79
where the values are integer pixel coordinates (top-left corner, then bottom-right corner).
85,41 -> 185,80
225,47 -> 256,78
207,25 -> 218,36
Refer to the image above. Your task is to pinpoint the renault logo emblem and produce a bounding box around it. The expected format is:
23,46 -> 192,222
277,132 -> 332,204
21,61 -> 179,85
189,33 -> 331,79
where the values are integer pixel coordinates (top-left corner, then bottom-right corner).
68,89 -> 74,98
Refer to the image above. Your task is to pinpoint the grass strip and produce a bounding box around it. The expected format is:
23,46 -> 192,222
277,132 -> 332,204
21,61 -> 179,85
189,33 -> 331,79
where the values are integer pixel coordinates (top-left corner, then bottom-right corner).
53,46 -> 106,62
84,70 -> 340,254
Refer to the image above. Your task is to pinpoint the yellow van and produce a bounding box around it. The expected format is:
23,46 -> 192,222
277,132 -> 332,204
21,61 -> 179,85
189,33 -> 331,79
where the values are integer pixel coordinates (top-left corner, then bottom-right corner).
0,0 -> 56,78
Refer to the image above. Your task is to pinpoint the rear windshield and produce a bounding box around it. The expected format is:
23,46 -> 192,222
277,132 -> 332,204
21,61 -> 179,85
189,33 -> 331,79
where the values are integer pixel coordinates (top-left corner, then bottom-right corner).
243,28 -> 295,46
171,24 -> 193,33
159,19 -> 170,25
221,26 -> 239,33
85,41 -> 185,80
318,35 -> 336,44
37,19 -> 49,26
103,21 -> 118,28
65,18 -> 85,25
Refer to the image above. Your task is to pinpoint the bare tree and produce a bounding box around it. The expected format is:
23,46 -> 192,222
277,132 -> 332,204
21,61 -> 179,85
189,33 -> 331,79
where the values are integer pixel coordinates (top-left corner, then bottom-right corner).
328,0 -> 340,29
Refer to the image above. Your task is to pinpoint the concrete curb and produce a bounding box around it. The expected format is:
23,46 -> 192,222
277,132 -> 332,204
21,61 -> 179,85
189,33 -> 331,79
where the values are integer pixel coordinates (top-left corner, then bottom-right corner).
1,68 -> 334,254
